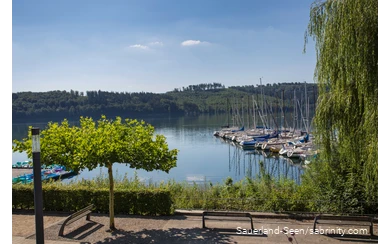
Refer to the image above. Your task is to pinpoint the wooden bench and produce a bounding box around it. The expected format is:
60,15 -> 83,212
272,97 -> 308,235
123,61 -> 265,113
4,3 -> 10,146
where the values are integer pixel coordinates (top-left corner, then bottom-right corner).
59,204 -> 94,236
202,211 -> 254,230
313,215 -> 374,236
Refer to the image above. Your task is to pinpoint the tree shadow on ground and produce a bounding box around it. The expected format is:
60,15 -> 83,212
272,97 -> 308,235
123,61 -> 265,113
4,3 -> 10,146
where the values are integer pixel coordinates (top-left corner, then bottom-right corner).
25,214 -> 268,243
32,224 -> 261,244
93,227 -> 266,244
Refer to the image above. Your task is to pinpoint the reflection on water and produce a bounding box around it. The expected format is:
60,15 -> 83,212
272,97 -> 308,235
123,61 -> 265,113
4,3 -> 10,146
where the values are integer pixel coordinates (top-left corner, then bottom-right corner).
225,139 -> 304,184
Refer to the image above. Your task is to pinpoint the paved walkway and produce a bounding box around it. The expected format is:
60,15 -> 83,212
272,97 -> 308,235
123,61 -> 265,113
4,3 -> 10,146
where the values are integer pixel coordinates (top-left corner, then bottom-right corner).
12,211 -> 379,244
13,236 -> 76,244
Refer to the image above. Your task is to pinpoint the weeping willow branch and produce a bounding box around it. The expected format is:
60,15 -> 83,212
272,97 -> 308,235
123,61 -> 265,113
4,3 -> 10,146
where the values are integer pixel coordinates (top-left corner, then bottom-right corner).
304,0 -> 377,209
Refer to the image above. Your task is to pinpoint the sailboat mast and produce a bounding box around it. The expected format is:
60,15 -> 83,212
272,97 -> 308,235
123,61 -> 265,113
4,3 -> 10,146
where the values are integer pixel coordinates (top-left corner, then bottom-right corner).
294,89 -> 297,132
247,95 -> 250,129
300,89 -> 303,130
282,89 -> 286,135
305,81 -> 309,133
260,77 -> 266,132
227,98 -> 229,128
252,95 -> 256,129
260,78 -> 263,116
293,89 -> 298,134
241,97 -> 244,128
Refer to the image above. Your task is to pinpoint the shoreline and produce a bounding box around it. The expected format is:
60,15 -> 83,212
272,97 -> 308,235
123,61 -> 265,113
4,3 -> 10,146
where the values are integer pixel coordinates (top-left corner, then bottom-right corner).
12,168 -> 32,178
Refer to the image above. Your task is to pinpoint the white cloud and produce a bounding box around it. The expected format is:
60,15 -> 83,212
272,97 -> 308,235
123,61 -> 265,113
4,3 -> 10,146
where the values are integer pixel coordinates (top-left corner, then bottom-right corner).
128,44 -> 149,50
181,40 -> 209,46
149,41 -> 163,46
126,42 -> 163,51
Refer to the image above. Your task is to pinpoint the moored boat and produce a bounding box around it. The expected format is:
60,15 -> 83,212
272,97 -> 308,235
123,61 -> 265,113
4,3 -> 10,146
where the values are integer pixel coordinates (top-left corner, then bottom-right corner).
12,164 -> 76,184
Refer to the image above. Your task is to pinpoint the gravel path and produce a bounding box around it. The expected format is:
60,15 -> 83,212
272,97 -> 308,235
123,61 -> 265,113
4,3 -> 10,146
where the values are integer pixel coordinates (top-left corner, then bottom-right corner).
13,212 -> 172,243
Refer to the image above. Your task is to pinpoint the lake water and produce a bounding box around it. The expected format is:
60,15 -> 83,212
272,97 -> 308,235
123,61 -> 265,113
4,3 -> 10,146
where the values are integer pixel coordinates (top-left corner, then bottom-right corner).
12,114 -> 305,184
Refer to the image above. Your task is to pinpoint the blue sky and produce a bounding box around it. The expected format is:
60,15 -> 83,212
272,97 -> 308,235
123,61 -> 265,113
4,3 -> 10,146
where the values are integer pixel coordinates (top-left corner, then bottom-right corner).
12,0 -> 317,93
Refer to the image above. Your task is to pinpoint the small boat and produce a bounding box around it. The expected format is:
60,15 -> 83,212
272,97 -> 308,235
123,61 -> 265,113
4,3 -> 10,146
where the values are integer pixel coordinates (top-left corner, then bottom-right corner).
12,161 -> 32,168
287,148 -> 306,158
13,173 -> 34,184
269,144 -> 284,153
279,142 -> 297,156
286,144 -> 315,159
213,126 -> 244,137
239,136 -> 270,149
260,138 -> 289,151
299,150 -> 318,164
12,164 -> 76,184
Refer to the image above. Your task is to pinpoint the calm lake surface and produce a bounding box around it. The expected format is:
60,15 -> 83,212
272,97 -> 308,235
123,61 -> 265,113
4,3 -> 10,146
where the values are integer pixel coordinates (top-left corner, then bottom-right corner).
12,114 -> 305,184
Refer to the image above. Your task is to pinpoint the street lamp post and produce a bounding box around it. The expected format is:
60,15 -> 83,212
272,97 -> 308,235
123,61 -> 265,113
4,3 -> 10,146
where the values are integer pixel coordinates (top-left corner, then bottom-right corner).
32,127 -> 44,244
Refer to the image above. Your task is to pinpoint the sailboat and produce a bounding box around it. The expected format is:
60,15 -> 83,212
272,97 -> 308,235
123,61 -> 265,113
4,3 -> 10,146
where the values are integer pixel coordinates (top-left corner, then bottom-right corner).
213,98 -> 243,137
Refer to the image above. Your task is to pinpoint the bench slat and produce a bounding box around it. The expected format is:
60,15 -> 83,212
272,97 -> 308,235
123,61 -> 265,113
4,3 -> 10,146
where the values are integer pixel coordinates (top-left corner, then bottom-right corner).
69,209 -> 92,218
313,215 -> 374,236
316,220 -> 372,226
65,210 -> 92,225
69,205 -> 94,217
202,211 -> 254,230
317,216 -> 372,222
204,212 -> 251,217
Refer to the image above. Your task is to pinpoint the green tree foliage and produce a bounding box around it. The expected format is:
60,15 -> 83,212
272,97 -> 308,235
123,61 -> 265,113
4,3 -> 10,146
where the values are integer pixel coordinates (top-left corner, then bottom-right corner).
12,115 -> 179,230
303,0 -> 377,213
12,83 -> 317,120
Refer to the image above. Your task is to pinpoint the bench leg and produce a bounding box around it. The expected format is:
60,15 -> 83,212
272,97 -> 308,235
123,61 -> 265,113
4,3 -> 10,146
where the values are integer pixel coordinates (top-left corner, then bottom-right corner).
370,223 -> 374,236
313,216 -> 318,232
86,213 -> 91,221
59,224 -> 65,236
250,216 -> 254,230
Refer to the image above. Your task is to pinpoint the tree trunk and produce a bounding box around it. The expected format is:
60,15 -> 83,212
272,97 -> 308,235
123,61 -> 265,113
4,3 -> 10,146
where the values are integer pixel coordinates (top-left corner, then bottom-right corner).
108,164 -> 116,230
